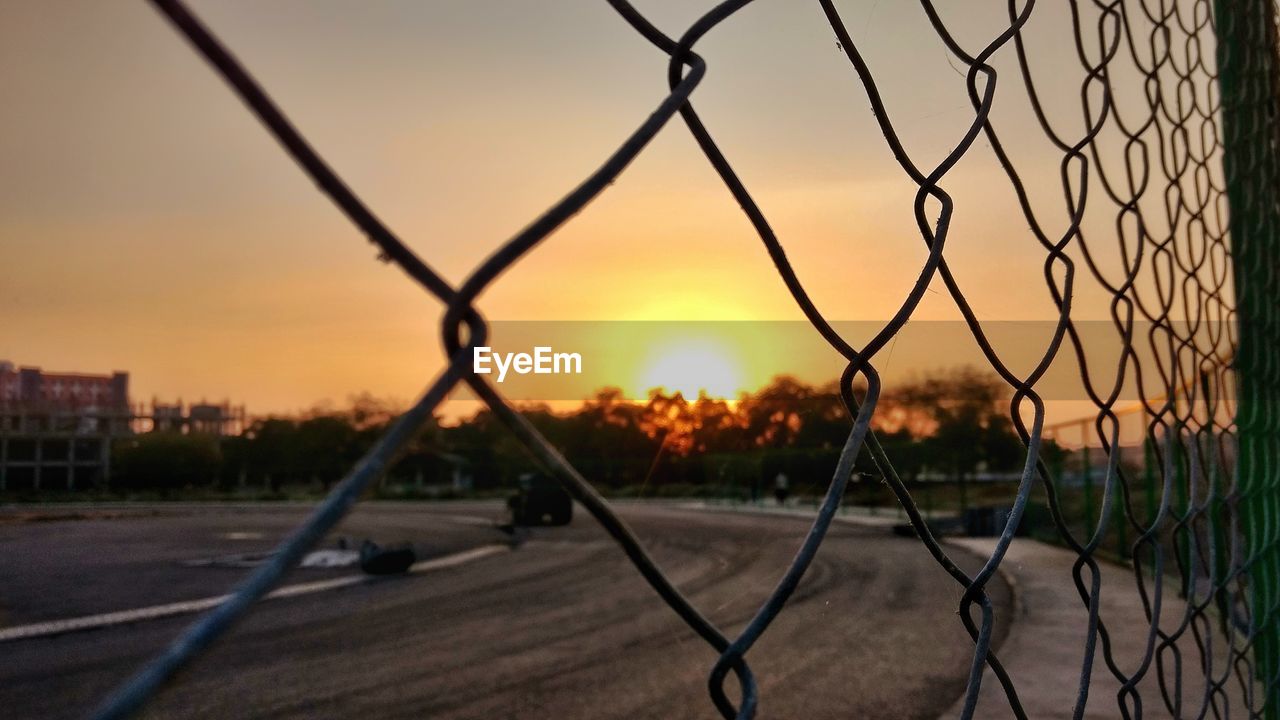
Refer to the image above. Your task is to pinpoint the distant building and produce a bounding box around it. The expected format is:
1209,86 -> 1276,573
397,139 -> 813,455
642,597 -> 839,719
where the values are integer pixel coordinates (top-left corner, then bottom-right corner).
147,399 -> 245,437
0,361 -> 246,491
0,361 -> 134,490
0,362 -> 129,413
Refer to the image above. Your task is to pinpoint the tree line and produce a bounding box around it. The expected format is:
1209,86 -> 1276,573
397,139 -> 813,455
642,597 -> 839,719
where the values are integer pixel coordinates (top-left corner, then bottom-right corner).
111,367 -> 1052,494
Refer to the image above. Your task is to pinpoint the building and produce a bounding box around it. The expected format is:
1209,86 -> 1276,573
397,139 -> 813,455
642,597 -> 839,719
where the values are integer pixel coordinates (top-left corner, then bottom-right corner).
0,360 -> 129,412
0,361 -> 248,492
0,361 -> 133,490
147,399 -> 246,437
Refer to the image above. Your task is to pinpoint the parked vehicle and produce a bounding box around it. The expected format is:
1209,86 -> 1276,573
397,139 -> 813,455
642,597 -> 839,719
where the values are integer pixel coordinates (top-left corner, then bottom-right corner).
507,472 -> 573,526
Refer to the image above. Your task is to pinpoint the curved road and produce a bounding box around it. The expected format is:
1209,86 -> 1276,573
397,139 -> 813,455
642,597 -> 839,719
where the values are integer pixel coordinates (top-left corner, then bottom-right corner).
0,502 -> 1012,719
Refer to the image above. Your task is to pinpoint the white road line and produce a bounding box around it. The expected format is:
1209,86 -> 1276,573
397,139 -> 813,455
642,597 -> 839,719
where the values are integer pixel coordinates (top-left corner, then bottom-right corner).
0,544 -> 509,643
407,544 -> 507,572
439,515 -> 500,527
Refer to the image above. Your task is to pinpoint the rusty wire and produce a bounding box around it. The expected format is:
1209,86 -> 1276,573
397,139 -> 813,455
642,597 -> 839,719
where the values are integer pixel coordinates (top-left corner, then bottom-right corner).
88,0 -> 1280,718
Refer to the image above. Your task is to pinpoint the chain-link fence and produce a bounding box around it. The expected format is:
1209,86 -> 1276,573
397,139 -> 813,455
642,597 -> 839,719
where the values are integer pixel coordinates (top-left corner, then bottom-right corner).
86,0 -> 1280,718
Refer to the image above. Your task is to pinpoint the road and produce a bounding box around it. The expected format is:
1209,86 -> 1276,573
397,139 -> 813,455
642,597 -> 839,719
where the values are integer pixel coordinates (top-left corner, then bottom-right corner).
0,501 -> 1012,719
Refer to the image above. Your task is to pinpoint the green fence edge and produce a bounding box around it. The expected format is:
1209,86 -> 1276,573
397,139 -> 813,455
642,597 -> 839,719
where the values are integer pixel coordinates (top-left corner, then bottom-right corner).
1216,1 -> 1280,716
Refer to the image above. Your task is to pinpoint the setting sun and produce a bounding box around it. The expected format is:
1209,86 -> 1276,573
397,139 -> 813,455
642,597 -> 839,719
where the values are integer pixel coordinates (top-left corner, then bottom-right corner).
637,338 -> 744,399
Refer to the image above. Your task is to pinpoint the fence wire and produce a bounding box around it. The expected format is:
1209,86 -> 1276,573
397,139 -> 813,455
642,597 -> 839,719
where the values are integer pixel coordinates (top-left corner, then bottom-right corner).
88,0 -> 1280,718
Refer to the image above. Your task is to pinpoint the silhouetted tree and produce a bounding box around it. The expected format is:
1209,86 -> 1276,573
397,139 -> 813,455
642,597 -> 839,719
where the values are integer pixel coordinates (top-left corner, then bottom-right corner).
150,369 -> 1030,497
113,433 -> 222,490
296,415 -> 359,489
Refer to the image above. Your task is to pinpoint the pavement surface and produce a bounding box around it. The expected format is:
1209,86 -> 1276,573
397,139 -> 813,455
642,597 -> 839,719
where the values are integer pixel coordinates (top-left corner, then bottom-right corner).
0,501 -> 1011,719
942,537 -> 1255,720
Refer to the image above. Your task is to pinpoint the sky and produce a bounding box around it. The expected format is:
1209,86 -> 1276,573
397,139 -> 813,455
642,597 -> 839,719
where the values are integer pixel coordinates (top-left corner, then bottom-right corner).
0,1 -> 1219,421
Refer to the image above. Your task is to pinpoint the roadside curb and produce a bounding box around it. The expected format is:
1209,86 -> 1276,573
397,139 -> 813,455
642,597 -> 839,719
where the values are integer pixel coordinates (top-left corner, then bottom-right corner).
932,538 -> 1244,719
674,500 -> 918,529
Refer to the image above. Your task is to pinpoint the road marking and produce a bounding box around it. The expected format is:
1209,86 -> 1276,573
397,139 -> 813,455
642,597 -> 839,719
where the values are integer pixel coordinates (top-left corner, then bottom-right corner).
438,515 -> 498,527
0,544 -> 509,643
299,549 -> 360,568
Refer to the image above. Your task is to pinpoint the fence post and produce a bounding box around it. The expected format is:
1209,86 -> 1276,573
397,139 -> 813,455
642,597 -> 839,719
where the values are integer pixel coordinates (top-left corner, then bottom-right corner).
1174,424 -> 1191,597
1081,421 -> 1095,533
1143,427 -> 1163,564
1216,0 -> 1280,714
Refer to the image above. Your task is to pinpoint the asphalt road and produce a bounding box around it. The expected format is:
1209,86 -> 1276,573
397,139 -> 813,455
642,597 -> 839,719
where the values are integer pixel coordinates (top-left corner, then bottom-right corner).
0,502 -> 1012,719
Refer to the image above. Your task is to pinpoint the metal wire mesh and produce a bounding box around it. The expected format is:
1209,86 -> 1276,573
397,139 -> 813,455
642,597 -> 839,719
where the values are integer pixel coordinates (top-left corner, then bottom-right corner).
87,0 -> 1280,718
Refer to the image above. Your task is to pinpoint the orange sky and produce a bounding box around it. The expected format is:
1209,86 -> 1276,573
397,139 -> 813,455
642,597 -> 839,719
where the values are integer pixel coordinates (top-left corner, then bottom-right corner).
0,1 -> 1216,423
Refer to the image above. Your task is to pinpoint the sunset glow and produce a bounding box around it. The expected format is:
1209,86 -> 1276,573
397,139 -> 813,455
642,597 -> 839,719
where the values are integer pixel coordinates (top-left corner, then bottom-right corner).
1,1 -> 1123,415
637,338 -> 744,400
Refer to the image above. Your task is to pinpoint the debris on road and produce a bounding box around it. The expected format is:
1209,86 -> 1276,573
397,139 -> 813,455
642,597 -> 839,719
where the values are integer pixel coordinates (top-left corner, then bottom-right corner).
359,540 -> 416,575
